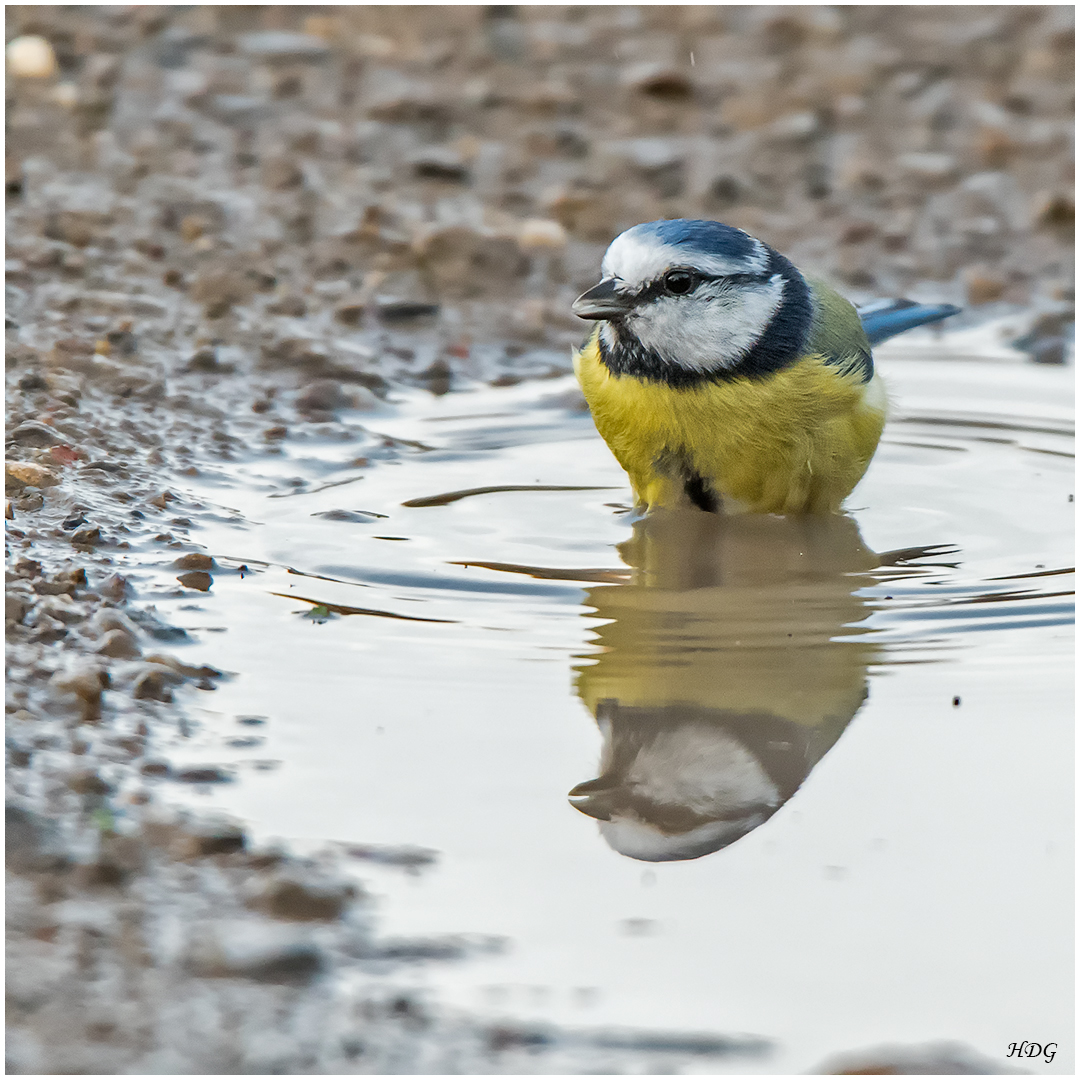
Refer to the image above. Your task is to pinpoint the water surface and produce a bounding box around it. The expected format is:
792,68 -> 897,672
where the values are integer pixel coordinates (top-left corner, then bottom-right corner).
150,335 -> 1073,1074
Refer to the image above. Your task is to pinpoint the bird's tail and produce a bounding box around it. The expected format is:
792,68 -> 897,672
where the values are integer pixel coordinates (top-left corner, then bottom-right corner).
859,299 -> 961,346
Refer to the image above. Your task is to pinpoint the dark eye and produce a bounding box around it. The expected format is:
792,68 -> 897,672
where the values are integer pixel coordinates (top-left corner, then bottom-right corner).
663,270 -> 695,295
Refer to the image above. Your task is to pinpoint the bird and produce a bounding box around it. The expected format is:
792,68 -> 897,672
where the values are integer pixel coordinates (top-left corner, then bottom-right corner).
572,219 -> 960,515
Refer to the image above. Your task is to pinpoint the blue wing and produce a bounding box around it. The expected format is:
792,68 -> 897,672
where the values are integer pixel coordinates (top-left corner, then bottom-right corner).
859,299 -> 961,346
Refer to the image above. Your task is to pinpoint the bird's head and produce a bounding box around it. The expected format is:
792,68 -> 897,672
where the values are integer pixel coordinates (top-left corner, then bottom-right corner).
573,219 -> 813,384
566,702 -> 790,862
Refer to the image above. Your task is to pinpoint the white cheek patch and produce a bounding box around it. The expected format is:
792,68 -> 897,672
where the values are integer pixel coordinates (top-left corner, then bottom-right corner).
628,276 -> 786,371
602,230 -> 768,286
624,724 -> 781,817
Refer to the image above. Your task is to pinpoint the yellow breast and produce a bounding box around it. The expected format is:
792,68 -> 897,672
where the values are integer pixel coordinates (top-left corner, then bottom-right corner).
574,331 -> 886,515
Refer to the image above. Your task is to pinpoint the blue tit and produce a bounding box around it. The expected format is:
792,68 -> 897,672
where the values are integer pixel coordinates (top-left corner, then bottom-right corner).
572,219 -> 959,514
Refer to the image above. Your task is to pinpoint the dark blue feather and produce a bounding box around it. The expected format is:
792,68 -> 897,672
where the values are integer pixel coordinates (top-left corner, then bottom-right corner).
859,299 -> 961,345
638,219 -> 760,262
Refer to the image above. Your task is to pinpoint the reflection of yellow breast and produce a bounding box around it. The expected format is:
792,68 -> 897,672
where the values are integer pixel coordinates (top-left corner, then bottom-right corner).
577,581 -> 873,730
574,330 -> 886,514
574,510 -> 879,732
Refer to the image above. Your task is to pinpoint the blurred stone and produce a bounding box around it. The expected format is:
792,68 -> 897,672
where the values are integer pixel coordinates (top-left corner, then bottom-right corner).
977,127 -> 1018,168
518,218 -> 567,251
27,611 -> 67,643
765,111 -> 820,142
174,766 -> 233,784
251,871 -> 356,921
190,269 -> 255,319
237,31 -> 331,64
14,491 -> 44,513
132,667 -> 177,702
1028,337 -> 1066,365
416,357 -> 452,396
261,156 -> 304,191
8,421 -> 60,447
184,921 -> 323,982
706,174 -> 744,210
95,628 -> 141,660
185,346 -> 222,372
603,138 -> 687,198
44,211 -> 109,248
5,462 -> 61,491
896,152 -> 958,181
334,299 -> 365,325
623,63 -> 694,99
71,527 -> 102,547
414,225 -> 528,299
49,663 -> 109,709
366,73 -> 448,124
407,147 -> 470,183
515,80 -> 580,114
260,337 -> 332,372
267,294 -> 308,316
100,573 -> 133,601
177,815 -> 247,856
173,552 -> 214,571
144,653 -> 221,680
6,592 -> 33,623
1012,311 -> 1072,366
105,326 -> 137,357
17,370 -> 48,392
6,804 -> 68,872
39,595 -> 86,624
963,268 -> 1007,305
542,188 -> 615,241
65,769 -> 113,796
177,570 -> 212,592
296,380 -> 351,414
37,573 -> 76,595
6,35 -> 58,79
1032,191 -> 1074,232
375,298 -> 440,322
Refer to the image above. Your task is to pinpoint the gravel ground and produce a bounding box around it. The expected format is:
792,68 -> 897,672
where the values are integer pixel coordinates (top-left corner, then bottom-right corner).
5,5 -> 1071,1074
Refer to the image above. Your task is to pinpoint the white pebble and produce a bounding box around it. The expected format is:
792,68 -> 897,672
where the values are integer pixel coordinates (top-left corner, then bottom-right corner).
519,218 -> 567,251
6,35 -> 57,79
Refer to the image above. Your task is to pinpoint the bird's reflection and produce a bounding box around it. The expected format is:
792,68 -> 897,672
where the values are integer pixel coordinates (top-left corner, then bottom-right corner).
456,508 -> 950,863
571,510 -> 889,862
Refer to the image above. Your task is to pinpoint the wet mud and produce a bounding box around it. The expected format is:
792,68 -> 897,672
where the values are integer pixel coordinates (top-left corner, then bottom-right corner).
5,5 -> 1074,1075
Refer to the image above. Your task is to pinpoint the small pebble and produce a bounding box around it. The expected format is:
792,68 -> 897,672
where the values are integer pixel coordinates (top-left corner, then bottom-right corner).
5,462 -> 61,491
6,35 -> 58,79
174,766 -> 233,784
132,668 -> 175,702
65,769 -> 113,796
173,552 -> 214,571
96,628 -> 142,660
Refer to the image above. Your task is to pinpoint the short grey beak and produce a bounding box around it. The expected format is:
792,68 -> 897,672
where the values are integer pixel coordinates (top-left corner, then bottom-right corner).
568,778 -> 619,821
572,278 -> 633,320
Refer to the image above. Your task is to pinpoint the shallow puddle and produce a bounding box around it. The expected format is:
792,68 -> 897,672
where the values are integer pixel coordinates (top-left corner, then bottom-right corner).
147,332 -> 1072,1074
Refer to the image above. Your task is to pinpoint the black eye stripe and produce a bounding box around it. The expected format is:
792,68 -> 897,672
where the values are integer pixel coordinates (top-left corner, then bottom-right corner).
635,269 -> 769,303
